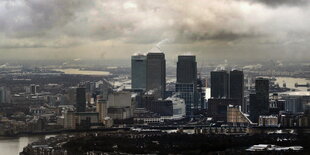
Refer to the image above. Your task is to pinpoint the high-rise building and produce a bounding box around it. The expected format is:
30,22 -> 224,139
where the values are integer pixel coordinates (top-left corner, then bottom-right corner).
177,55 -> 197,83
211,70 -> 229,98
67,87 -> 77,105
176,83 -> 196,115
0,87 -> 6,104
255,78 -> 269,111
64,111 -> 76,129
146,52 -> 166,98
96,96 -> 108,123
85,81 -> 96,94
131,54 -> 147,90
197,78 -> 206,110
0,87 -> 11,104
175,55 -> 198,115
229,70 -> 244,110
283,95 -> 310,114
249,93 -> 257,121
76,87 -> 86,112
100,80 -> 110,101
250,78 -> 270,123
30,84 -> 38,94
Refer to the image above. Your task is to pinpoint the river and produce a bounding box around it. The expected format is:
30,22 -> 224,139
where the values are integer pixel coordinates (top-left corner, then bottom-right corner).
0,135 -> 55,155
274,77 -> 309,92
54,68 -> 110,76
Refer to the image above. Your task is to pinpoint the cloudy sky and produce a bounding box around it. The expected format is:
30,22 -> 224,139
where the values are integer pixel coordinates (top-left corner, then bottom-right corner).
0,0 -> 310,61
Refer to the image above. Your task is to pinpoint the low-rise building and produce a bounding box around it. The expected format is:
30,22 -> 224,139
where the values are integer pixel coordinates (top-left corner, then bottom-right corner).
259,115 -> 278,127
64,111 -> 76,129
227,105 -> 252,126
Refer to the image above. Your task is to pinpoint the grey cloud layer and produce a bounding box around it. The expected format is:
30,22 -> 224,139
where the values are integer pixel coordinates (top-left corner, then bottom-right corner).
251,0 -> 310,7
1,0 -> 309,44
0,0 -> 309,61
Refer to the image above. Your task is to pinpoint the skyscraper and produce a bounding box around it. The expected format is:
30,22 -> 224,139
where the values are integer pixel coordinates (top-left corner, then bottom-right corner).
176,55 -> 198,115
0,87 -> 4,104
211,70 -> 229,98
146,52 -> 166,98
250,78 -> 270,123
96,96 -> 108,123
197,78 -> 206,110
30,84 -> 38,94
76,87 -> 86,112
177,55 -> 197,83
255,78 -> 269,112
229,70 -> 244,110
131,54 -> 147,90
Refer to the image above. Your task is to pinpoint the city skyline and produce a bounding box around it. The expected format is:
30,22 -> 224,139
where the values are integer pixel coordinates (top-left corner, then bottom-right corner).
0,1 -> 310,154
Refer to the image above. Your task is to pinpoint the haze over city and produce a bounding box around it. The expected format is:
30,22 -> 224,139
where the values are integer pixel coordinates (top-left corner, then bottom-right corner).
0,0 -> 310,155
1,0 -> 310,61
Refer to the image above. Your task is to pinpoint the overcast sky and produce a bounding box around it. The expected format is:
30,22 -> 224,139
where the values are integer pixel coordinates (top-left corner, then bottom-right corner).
0,0 -> 310,61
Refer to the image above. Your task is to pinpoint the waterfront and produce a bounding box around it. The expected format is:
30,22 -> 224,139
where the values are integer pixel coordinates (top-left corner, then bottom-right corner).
275,77 -> 309,92
1,76 -> 309,154
0,135 -> 55,155
53,68 -> 110,76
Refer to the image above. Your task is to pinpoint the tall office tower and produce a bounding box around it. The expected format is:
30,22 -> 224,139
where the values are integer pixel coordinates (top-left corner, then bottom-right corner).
146,52 -> 166,98
0,87 -> 6,104
131,54 -> 147,90
255,78 -> 269,112
64,111 -> 76,129
99,80 -> 111,101
177,55 -> 197,83
197,78 -> 206,109
250,78 -> 270,122
96,96 -> 108,123
67,87 -> 77,105
30,84 -> 38,94
211,70 -> 229,98
229,70 -> 244,111
76,87 -> 86,112
85,81 -> 96,94
249,93 -> 257,122
175,55 -> 198,115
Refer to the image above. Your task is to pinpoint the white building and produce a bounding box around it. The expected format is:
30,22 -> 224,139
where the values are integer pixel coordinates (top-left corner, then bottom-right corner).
107,91 -> 133,120
259,115 -> 278,127
166,96 -> 186,119
108,91 -> 132,107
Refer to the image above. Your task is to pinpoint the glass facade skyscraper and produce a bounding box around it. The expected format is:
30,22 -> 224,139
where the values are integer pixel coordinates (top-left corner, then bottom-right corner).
211,70 -> 229,99
250,78 -> 270,123
176,83 -> 196,115
146,52 -> 166,98
76,87 -> 86,112
229,70 -> 244,111
177,55 -> 197,83
131,54 -> 147,90
176,55 -> 198,116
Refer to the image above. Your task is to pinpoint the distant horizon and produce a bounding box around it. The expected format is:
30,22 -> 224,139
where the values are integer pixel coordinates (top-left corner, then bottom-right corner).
0,57 -> 309,67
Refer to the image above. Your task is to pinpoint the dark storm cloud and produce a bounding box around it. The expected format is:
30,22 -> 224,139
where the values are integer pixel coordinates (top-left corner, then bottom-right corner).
0,0 -> 310,61
0,0 -> 277,46
251,0 -> 310,7
1,0 -> 89,38
175,30 -> 260,42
